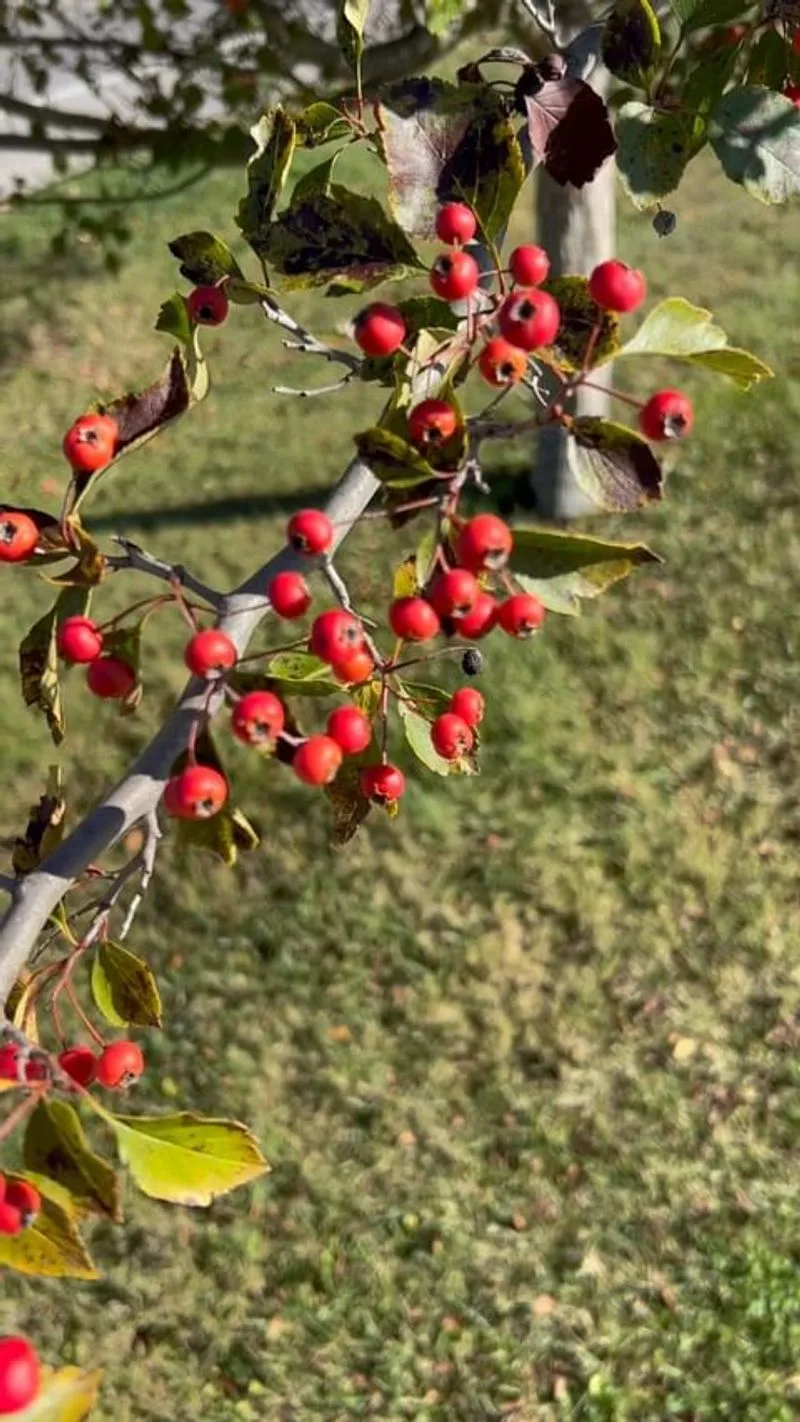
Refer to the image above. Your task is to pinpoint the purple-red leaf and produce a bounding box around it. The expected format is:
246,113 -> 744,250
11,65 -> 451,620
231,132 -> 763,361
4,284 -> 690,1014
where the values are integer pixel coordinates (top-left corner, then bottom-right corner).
521,68 -> 616,188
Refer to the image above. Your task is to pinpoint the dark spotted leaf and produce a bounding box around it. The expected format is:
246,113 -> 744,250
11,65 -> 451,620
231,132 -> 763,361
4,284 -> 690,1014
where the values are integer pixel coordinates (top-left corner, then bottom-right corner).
0,1171 -> 97,1280
566,417 -> 663,512
19,587 -> 91,745
237,107 -> 297,252
601,0 -> 661,87
91,942 -> 163,1030
616,102 -> 697,209
325,760 -> 372,846
521,68 -> 616,186
12,765 -> 66,875
543,275 -> 620,372
167,231 -> 245,287
510,526 -> 661,615
354,427 -> 438,488
23,1099 -> 122,1220
259,185 -> 422,293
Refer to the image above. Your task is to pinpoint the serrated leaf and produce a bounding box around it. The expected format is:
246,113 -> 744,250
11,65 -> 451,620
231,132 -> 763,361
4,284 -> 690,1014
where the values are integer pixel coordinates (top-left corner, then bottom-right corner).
435,90 -> 526,240
618,297 -> 773,387
91,942 -> 162,1029
602,0 -> 661,86
167,230 -> 245,287
354,426 -> 437,487
259,184 -> 422,294
155,291 -> 192,344
13,765 -> 66,875
543,275 -> 620,373
237,107 -> 297,253
0,1172 -> 97,1280
510,526 -> 661,615
710,85 -> 800,203
377,80 -> 489,238
325,760 -> 372,846
23,1099 -> 122,1220
16,1366 -> 101,1421
19,588 -> 90,746
396,690 -> 478,776
295,101 -> 352,148
521,67 -> 617,187
615,101 -> 697,209
566,417 -> 663,512
90,1106 -> 269,1206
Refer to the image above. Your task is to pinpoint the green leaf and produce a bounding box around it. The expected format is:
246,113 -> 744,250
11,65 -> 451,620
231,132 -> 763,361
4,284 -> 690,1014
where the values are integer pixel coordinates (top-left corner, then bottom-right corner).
92,1107 -> 269,1206
292,153 -> 341,203
16,1366 -> 101,1422
259,184 -> 422,294
618,296 -> 773,387
674,0 -> 753,32
91,942 -> 163,1029
353,427 -> 437,487
0,1172 -> 97,1280
12,765 -> 66,876
510,527 -> 661,616
377,80 -> 524,240
294,102 -> 352,148
615,102 -> 698,209
18,588 -> 90,746
543,276 -> 620,373
681,44 -> 741,120
424,0 -> 468,35
155,292 -> 192,345
396,690 -> 478,777
602,0 -> 661,86
236,107 -> 297,254
23,1100 -> 122,1220
710,85 -> 800,203
746,26 -> 790,91
566,417 -> 663,513
337,0 -> 371,68
267,652 -> 339,684
167,231 -> 245,288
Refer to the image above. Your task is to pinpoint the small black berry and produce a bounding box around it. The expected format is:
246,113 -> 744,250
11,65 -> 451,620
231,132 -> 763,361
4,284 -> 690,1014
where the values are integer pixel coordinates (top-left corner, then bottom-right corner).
653,208 -> 677,238
461,649 -> 483,677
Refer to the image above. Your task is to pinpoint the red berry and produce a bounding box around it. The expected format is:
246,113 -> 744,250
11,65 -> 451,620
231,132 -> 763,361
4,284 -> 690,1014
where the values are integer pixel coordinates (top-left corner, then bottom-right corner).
0,1046 -> 20,1082
428,568 -> 479,618
326,705 -> 372,755
407,399 -> 458,449
309,608 -> 365,665
334,649 -> 375,685
429,250 -> 480,301
783,80 -> 800,106
389,597 -> 441,642
353,302 -> 406,357
0,1337 -> 40,1415
450,687 -> 485,727
450,591 -> 498,640
287,508 -> 334,556
497,593 -> 546,638
4,1181 -> 41,1229
95,1040 -> 145,1089
86,656 -> 136,700
0,512 -> 38,564
588,259 -> 646,313
57,615 -> 103,664
58,1046 -> 97,1088
268,570 -> 312,619
509,244 -> 550,286
435,202 -> 477,245
431,712 -> 474,761
498,289 -> 560,351
478,338 -> 528,387
62,413 -> 118,473
360,763 -> 406,804
793,26 -> 800,56
0,1202 -> 22,1237
293,735 -> 343,786
231,689 -> 285,746
163,764 -> 228,819
457,514 -> 513,573
639,388 -> 694,441
184,628 -> 237,678
187,284 -> 229,326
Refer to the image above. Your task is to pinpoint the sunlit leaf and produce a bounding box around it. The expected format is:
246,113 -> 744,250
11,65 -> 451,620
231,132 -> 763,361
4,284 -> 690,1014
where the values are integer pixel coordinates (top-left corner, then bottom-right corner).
91,942 -> 163,1029
89,1104 -> 269,1206
23,1100 -> 122,1220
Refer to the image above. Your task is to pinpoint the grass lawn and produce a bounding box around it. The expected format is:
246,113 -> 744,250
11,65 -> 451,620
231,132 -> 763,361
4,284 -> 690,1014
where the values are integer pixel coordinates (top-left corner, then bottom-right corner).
1,140 -> 800,1422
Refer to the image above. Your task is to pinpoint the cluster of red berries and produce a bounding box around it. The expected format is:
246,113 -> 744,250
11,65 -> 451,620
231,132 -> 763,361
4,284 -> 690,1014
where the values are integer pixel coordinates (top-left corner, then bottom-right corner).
0,1176 -> 41,1238
56,615 -> 137,699
0,1337 -> 39,1416
0,1037 -> 144,1093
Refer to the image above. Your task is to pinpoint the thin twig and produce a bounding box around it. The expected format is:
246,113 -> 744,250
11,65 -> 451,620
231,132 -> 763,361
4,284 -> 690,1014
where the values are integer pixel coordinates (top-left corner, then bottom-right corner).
273,372 -> 358,398
260,298 -> 362,376
107,536 -> 224,609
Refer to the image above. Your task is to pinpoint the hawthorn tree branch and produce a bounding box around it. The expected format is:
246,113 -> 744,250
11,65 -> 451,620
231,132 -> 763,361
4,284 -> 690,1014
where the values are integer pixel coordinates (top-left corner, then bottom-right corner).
259,298 -> 362,376
106,536 -> 224,609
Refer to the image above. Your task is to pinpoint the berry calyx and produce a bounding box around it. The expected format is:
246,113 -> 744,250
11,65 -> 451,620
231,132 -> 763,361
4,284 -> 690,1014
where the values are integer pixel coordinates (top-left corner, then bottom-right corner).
187,284 -> 229,326
450,687 -> 485,727
783,80 -> 800,107
334,648 -> 375,685
450,591 -> 498,641
58,1045 -> 97,1088
293,735 -> 343,786
57,615 -> 103,664
310,609 -> 365,665
86,656 -> 136,700
184,628 -> 237,678
231,689 -> 285,746
435,202 -> 477,245
407,399 -> 459,449
163,764 -> 228,819
497,593 -> 546,638
478,337 -> 528,387
353,302 -> 406,357
62,413 -> 118,473
4,1181 -> 41,1229
509,244 -> 550,286
327,704 -> 372,755
429,249 -> 480,302
431,712 -> 474,761
498,289 -> 561,351
95,1040 -> 145,1090
0,1203 -> 22,1237
287,508 -> 334,556
428,568 -> 479,618
268,570 -> 312,619
639,388 -> 694,441
360,763 -> 406,804
389,597 -> 441,642
0,1337 -> 40,1415
0,512 -> 38,564
457,514 -> 513,573
588,259 -> 646,313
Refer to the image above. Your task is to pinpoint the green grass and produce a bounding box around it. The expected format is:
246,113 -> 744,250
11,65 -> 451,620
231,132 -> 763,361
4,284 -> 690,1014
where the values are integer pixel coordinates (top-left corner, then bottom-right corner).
1,148 -> 800,1421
